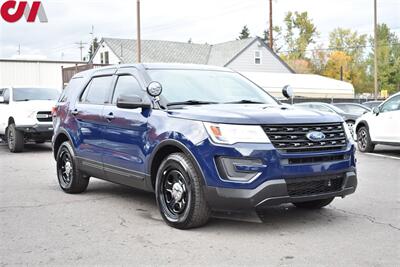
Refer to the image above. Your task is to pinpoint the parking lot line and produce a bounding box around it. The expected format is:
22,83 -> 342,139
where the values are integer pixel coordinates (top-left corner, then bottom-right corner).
365,153 -> 400,160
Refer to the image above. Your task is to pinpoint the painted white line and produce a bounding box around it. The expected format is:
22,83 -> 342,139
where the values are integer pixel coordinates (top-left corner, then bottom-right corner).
364,153 -> 400,160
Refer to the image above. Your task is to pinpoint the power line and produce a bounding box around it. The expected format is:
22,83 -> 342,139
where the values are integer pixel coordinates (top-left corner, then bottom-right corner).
75,41 -> 88,61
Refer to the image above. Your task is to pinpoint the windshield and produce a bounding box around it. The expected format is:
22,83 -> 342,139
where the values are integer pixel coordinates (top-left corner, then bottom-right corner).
335,104 -> 370,115
13,88 -> 60,102
147,69 -> 278,105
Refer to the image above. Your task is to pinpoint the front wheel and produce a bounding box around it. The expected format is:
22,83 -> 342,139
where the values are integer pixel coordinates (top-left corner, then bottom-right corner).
293,197 -> 334,209
7,123 -> 24,153
56,141 -> 89,194
155,153 -> 210,229
357,126 -> 375,152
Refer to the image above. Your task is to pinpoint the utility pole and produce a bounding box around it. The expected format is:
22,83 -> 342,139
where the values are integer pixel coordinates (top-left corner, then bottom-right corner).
90,25 -> 95,61
75,41 -> 87,61
373,0 -> 378,100
136,0 -> 142,63
17,44 -> 21,55
269,0 -> 273,50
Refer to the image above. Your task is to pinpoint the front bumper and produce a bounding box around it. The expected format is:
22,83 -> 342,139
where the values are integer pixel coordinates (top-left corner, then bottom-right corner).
16,124 -> 54,140
204,171 -> 357,211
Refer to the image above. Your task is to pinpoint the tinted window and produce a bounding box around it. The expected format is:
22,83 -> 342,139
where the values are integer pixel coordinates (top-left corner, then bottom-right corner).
13,88 -> 60,102
148,69 -> 278,105
81,76 -> 113,105
112,75 -> 143,104
60,77 -> 83,102
381,95 -> 400,112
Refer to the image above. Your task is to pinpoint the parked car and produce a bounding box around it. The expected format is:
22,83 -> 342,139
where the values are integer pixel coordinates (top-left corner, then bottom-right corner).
52,64 -> 357,229
362,101 -> 383,109
333,103 -> 371,116
294,102 -> 358,136
355,92 -> 400,152
0,87 -> 60,152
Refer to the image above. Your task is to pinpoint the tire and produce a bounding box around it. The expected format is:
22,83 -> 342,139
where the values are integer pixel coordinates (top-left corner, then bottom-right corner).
357,126 -> 375,152
7,124 -> 24,153
155,153 -> 211,229
293,197 -> 334,209
56,141 -> 89,194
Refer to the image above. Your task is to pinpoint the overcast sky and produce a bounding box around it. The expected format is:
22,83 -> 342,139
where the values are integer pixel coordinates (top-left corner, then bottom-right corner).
0,0 -> 399,61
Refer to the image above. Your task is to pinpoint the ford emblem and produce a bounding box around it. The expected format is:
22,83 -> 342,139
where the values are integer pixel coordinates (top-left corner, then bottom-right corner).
306,131 -> 326,141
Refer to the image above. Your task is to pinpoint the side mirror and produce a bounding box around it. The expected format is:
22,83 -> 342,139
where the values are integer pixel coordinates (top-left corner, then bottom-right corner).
0,96 -> 4,103
116,95 -> 151,109
372,106 -> 380,115
282,85 -> 294,99
147,81 -> 162,97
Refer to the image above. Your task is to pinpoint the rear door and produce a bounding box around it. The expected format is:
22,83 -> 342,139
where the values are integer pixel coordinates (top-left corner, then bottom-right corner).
72,71 -> 115,175
102,67 -> 150,188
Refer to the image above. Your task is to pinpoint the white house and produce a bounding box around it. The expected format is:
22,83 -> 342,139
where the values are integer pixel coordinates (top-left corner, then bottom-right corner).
91,37 -> 294,74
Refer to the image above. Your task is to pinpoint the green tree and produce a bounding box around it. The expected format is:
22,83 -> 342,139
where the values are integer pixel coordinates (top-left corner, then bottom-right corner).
238,25 -> 250,40
87,37 -> 99,61
283,11 -> 318,59
368,23 -> 400,94
328,28 -> 369,94
262,26 -> 283,52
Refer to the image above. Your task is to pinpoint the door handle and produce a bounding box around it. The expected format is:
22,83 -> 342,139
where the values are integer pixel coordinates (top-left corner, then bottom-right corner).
105,112 -> 115,121
71,109 -> 79,116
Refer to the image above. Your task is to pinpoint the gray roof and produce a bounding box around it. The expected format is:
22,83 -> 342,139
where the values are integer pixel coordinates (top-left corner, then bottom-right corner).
101,37 -> 257,66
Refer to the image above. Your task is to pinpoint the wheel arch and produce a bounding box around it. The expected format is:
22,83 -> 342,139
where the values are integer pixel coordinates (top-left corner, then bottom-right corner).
148,140 -> 206,190
53,129 -> 74,160
356,120 -> 369,133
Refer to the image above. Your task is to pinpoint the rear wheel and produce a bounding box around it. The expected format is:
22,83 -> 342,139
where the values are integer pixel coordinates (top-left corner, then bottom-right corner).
293,197 -> 334,209
155,153 -> 210,229
56,141 -> 89,193
357,126 -> 375,152
7,124 -> 24,153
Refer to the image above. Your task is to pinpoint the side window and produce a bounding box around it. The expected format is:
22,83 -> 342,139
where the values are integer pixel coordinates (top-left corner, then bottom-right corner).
81,76 -> 113,105
112,75 -> 143,104
254,51 -> 261,64
381,95 -> 400,112
60,77 -> 83,103
3,89 -> 10,103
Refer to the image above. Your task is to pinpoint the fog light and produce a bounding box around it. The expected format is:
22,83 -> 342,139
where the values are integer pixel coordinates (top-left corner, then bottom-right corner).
216,157 -> 266,182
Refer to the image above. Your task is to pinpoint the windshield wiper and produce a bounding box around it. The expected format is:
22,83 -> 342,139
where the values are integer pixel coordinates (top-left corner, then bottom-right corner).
224,99 -> 265,104
167,100 -> 218,107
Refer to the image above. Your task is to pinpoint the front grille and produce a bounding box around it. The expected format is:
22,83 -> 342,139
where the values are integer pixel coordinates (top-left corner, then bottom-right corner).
36,111 -> 52,122
286,174 -> 344,197
262,123 -> 347,153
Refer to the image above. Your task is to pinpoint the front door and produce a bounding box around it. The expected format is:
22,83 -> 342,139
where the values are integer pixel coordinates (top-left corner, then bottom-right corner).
370,95 -> 400,142
102,68 -> 150,188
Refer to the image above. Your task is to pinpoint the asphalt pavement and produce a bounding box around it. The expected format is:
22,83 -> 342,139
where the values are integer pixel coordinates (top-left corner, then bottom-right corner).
0,143 -> 399,266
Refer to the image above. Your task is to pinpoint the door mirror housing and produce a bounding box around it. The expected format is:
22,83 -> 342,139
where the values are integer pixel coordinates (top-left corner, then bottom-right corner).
282,85 -> 294,99
147,81 -> 162,97
372,106 -> 380,115
116,95 -> 151,109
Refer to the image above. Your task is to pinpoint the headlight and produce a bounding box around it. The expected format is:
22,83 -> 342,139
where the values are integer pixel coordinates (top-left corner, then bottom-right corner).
203,122 -> 270,145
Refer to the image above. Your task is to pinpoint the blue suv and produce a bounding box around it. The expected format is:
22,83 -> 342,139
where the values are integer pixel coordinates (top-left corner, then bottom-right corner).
52,64 -> 357,229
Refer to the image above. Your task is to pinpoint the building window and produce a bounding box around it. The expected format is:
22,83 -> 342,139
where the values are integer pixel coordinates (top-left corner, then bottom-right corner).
254,51 -> 261,64
104,51 -> 109,64
100,52 -> 104,64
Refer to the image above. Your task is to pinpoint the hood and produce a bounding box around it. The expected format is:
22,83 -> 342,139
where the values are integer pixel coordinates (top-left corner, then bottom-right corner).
13,100 -> 56,113
167,104 -> 344,124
